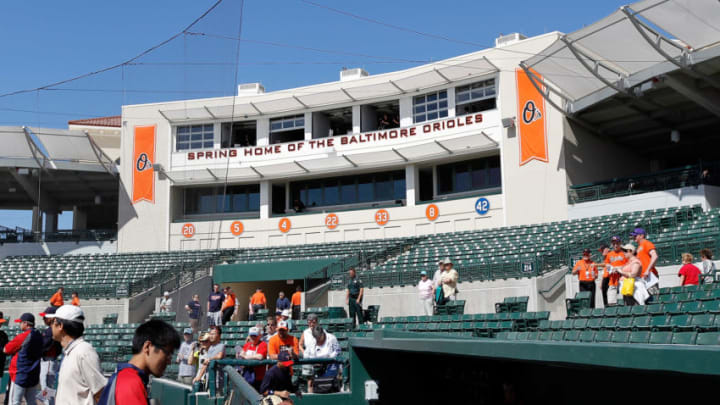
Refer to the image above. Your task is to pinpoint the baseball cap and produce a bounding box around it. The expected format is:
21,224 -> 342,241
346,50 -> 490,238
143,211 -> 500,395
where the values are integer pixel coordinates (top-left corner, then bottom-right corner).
277,351 -> 294,367
610,236 -> 622,243
630,228 -> 646,237
306,313 -> 318,321
277,320 -> 289,330
443,258 -> 453,265
53,305 -> 85,323
621,243 -> 636,252
199,332 -> 210,342
281,309 -> 291,318
420,271 -> 427,276
248,327 -> 261,336
15,313 -> 35,324
582,248 -> 591,256
163,291 -> 170,296
183,328 -> 193,335
39,307 -> 57,318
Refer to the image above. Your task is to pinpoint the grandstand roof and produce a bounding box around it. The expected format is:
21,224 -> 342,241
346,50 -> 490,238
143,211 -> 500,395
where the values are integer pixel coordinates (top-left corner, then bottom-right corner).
68,115 -> 121,128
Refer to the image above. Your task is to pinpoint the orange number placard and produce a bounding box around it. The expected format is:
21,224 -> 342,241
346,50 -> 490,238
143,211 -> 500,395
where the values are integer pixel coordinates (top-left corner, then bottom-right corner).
375,209 -> 390,226
426,204 -> 439,221
182,223 -> 195,238
278,218 -> 292,233
230,221 -> 244,236
325,213 -> 339,230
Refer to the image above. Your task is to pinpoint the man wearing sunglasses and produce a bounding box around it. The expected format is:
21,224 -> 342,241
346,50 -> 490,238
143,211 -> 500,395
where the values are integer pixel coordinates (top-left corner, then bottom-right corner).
98,319 -> 180,405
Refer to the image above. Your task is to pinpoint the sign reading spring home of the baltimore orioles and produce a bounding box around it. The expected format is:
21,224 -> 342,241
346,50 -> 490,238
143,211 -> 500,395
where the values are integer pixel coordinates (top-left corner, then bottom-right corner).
515,68 -> 548,165
132,125 -> 156,204
185,114 -> 485,161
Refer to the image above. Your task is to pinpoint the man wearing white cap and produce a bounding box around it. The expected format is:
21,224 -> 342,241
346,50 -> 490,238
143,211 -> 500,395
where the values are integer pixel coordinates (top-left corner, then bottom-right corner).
439,258 -> 459,303
236,327 -> 268,391
50,305 -> 107,405
280,309 -> 294,331
159,292 -> 172,313
417,271 -> 434,316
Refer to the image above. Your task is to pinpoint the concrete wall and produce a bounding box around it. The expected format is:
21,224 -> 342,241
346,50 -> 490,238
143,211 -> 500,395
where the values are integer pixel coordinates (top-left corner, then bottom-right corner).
328,268 -> 567,320
569,185 -> 720,219
1,297 -> 127,326
0,241 -> 117,259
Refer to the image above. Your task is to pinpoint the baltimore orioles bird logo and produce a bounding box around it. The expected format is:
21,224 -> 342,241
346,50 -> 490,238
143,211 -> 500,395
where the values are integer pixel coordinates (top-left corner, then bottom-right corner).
522,100 -> 542,125
136,153 -> 152,172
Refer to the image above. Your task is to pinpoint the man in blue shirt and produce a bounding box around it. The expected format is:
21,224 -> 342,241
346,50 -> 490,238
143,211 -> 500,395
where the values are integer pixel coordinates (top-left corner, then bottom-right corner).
185,294 -> 202,334
207,285 -> 225,327
275,292 -> 291,316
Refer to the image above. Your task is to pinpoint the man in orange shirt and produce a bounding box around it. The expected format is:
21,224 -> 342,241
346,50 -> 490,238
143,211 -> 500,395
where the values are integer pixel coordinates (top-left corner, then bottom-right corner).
71,292 -> 80,306
572,249 -> 598,308
221,287 -> 236,325
291,286 -> 302,321
632,227 -> 660,300
49,287 -> 64,308
267,321 -> 298,360
604,237 -> 627,306
250,288 -> 267,322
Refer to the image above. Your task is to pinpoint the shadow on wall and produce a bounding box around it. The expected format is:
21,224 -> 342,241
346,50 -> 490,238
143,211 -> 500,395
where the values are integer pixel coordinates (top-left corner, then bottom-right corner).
116,177 -> 138,232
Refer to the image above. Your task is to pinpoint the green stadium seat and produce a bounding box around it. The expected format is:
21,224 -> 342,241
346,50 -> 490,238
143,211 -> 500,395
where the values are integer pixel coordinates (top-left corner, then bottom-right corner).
690,314 -> 715,331
671,331 -> 697,345
586,318 -> 602,330
563,330 -> 580,341
578,330 -> 595,342
680,301 -> 702,314
629,331 -> 650,344
616,306 -> 633,317
573,319 -> 588,329
611,331 -> 630,343
632,315 -> 651,330
646,304 -> 664,315
550,331 -> 565,341
594,330 -> 612,342
649,331 -> 673,344
704,300 -> 720,313
538,331 -> 552,341
630,306 -> 647,316
696,332 -> 720,345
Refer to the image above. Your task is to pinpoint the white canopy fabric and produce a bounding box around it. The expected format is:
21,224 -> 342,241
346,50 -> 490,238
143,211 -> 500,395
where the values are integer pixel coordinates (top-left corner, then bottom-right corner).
0,126 -> 116,173
522,0 -> 720,108
158,56 -> 498,121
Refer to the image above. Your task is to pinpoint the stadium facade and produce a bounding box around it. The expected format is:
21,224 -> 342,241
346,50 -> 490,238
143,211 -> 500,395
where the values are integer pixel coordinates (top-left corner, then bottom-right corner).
118,32 -> 574,253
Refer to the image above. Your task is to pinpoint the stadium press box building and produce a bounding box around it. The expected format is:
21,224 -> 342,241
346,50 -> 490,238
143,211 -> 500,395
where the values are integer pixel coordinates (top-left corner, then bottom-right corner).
116,32 -> 590,252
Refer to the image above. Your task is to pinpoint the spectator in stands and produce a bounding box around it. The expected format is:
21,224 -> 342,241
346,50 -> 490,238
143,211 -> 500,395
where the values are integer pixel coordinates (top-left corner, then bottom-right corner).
49,287 -> 64,308
292,199 -> 306,213
632,228 -> 660,298
176,328 -> 197,385
417,271 -> 434,315
38,307 -> 61,405
346,268 -> 365,327
700,248 -> 716,284
264,319 -> 278,344
291,286 -> 302,321
439,258 -> 459,303
98,320 -> 180,405
299,314 -> 319,357
268,321 -> 299,360
0,312 -> 8,380
193,325 -> 226,391
51,305 -> 106,405
432,260 -> 444,289
4,313 -> 43,405
222,287 -> 237,325
160,291 -> 173,313
280,310 -> 294,331
276,292 -> 291,316
207,284 -> 225,327
259,351 -> 296,400
185,294 -> 202,334
604,237 -> 627,305
678,253 -> 702,286
598,243 -> 611,307
305,326 -> 341,394
236,326 -> 268,391
71,292 -> 80,307
192,333 -> 211,389
617,244 -> 643,306
572,249 -> 598,308
251,288 -> 268,321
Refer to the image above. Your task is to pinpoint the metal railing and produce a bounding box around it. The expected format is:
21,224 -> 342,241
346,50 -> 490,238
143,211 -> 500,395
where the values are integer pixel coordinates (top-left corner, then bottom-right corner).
0,228 -> 116,244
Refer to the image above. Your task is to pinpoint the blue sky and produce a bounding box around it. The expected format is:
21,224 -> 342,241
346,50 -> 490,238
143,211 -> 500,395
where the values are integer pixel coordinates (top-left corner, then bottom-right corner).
0,0 -> 628,229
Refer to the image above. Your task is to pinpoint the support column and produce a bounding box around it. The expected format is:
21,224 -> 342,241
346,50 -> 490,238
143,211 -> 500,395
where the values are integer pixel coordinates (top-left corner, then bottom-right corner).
304,112 -> 313,141
72,206 -> 88,231
352,105 -> 361,134
44,212 -> 58,233
447,87 -> 457,117
399,96 -> 413,127
256,118 -> 270,146
260,181 -> 271,219
405,164 -> 418,207
31,207 -> 42,233
432,166 -> 438,199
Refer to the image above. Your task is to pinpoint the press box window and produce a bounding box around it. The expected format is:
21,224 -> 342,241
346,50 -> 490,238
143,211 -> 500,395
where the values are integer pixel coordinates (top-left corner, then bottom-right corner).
413,90 -> 448,123
176,124 -> 214,151
437,156 -> 501,195
456,80 -> 496,115
184,184 -> 260,215
270,115 -> 305,144
221,120 -> 256,148
290,171 -> 405,208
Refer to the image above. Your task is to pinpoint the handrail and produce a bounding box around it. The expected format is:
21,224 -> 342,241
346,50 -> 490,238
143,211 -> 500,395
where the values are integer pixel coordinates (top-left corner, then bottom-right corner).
222,366 -> 263,405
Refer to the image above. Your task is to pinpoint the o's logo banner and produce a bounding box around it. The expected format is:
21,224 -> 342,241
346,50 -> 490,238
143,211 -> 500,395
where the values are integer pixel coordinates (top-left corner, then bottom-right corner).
132,125 -> 156,204
516,69 -> 548,166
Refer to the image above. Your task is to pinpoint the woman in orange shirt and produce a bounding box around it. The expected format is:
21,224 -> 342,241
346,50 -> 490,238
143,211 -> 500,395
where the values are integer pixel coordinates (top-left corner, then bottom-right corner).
71,291 -> 80,306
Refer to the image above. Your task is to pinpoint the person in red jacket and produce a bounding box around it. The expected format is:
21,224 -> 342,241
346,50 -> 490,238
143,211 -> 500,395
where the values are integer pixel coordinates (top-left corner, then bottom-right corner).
97,320 -> 180,405
4,313 -> 43,405
678,253 -> 702,286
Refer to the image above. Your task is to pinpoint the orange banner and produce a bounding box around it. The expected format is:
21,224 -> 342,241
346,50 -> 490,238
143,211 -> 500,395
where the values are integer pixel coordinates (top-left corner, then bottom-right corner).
132,125 -> 156,204
516,68 -> 548,165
